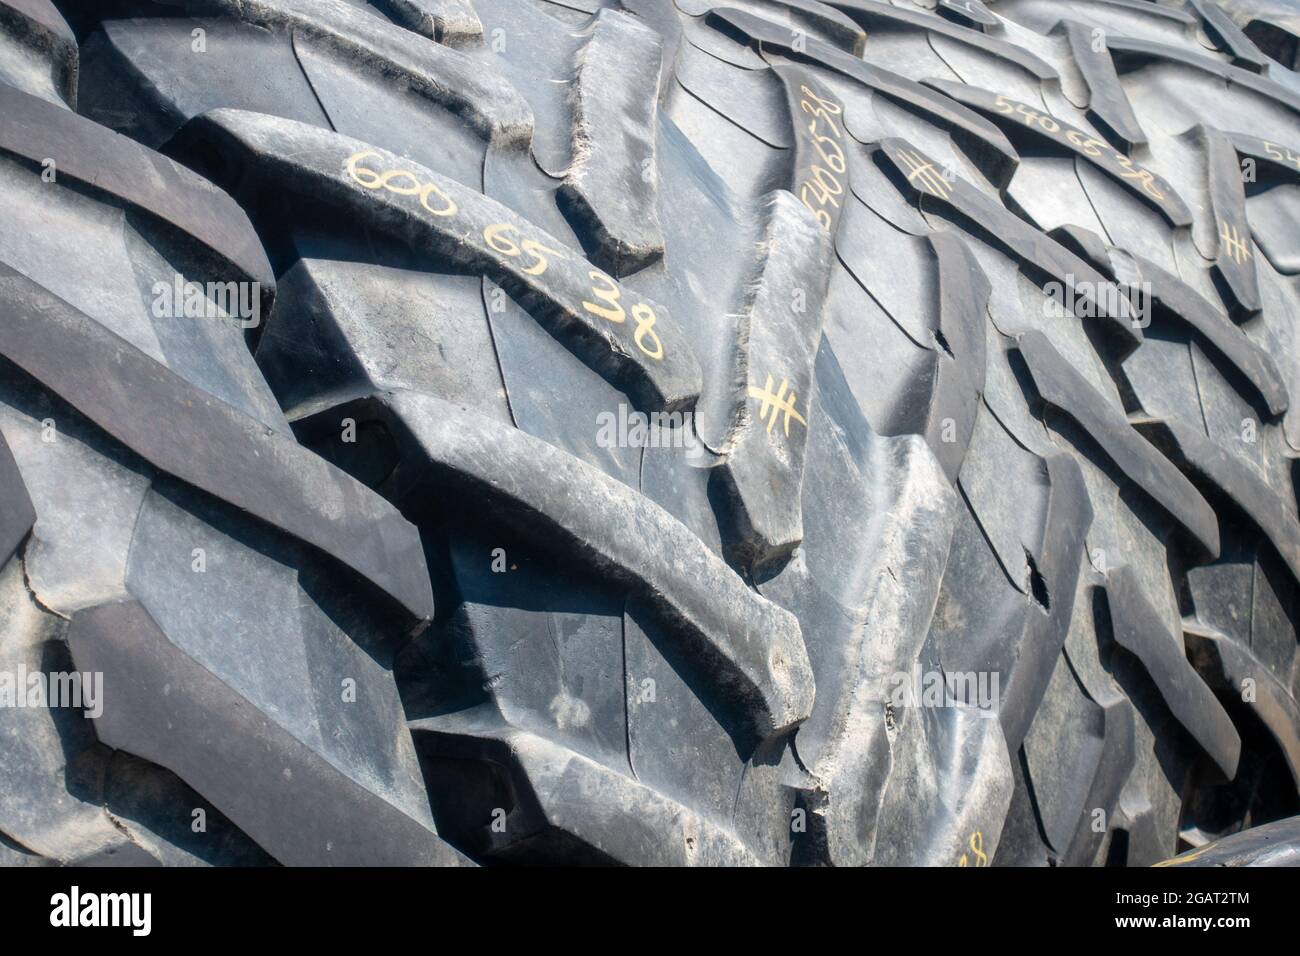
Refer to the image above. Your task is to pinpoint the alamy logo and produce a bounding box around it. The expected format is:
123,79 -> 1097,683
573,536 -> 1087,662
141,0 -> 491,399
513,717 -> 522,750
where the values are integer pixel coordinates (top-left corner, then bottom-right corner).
888,670 -> 1001,712
1042,275 -> 1151,329
151,274 -> 261,328
0,668 -> 102,718
596,404 -> 704,459
50,886 -> 151,936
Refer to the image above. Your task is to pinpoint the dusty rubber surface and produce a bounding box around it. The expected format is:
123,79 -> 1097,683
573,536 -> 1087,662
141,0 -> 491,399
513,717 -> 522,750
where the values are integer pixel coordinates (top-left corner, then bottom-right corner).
0,0 -> 1298,866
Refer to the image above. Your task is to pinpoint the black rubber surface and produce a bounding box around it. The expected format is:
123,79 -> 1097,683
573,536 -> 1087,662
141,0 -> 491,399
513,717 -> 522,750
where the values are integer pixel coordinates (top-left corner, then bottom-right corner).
0,0 -> 1298,867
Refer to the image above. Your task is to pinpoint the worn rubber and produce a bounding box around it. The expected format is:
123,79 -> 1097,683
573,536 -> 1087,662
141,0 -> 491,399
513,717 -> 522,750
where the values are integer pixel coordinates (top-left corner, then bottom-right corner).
0,0 -> 1297,866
